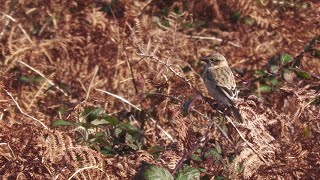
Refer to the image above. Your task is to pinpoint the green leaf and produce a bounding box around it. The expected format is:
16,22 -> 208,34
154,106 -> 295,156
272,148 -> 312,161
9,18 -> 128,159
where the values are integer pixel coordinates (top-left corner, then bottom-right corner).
294,70 -> 311,80
19,76 -> 31,83
161,19 -> 170,27
82,107 -> 104,122
176,166 -> 200,180
101,146 -> 115,156
280,53 -> 293,65
260,85 -> 272,93
268,65 -> 280,74
104,115 -> 120,126
243,16 -> 255,26
148,146 -> 165,156
33,76 -> 44,83
136,164 -> 174,180
237,163 -> 244,173
191,154 -> 202,162
127,143 -> 139,151
198,167 -> 206,173
204,149 -> 222,161
95,132 -> 106,138
90,119 -> 109,126
58,107 -> 68,114
231,11 -> 242,23
215,141 -> 222,154
118,123 -> 142,138
114,127 -> 123,137
269,77 -> 281,86
255,70 -> 267,77
214,175 -> 226,180
182,22 -> 193,30
51,119 -> 74,127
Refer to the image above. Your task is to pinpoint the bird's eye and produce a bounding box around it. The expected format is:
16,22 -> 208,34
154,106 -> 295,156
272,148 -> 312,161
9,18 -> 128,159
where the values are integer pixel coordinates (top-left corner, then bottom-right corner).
211,59 -> 220,65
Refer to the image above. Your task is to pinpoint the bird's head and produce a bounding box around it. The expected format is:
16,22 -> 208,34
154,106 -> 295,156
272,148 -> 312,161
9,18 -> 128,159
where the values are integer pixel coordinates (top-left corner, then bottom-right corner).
199,53 -> 228,67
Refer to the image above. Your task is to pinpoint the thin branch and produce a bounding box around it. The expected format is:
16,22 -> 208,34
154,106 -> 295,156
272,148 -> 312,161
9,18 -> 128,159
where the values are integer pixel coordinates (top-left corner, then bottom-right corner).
68,166 -> 107,180
123,41 -> 139,94
95,88 -> 141,111
192,109 -> 233,144
141,55 -> 201,95
142,92 -> 232,143
172,119 -> 216,174
0,142 -> 15,158
2,12 -> 33,44
94,88 -> 175,142
0,12 -> 12,41
85,66 -> 99,101
140,56 -> 233,142
187,35 -> 241,48
27,76 -> 49,111
226,116 -> 268,164
5,89 -> 49,130
150,118 -> 175,142
18,60 -> 68,96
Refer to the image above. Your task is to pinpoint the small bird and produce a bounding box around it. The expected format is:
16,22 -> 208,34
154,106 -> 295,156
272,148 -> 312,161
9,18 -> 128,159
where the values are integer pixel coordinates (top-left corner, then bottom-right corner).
200,53 -> 242,122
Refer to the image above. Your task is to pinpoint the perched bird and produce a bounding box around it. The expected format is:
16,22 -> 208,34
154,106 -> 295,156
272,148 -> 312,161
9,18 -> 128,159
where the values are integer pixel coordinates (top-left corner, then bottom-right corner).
200,53 -> 242,122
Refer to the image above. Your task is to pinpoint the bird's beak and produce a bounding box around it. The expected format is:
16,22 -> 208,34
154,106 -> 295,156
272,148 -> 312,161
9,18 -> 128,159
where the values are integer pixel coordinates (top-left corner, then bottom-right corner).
199,57 -> 207,63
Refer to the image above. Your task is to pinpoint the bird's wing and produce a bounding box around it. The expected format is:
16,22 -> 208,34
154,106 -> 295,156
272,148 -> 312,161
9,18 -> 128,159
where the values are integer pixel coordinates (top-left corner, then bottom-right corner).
212,67 -> 238,102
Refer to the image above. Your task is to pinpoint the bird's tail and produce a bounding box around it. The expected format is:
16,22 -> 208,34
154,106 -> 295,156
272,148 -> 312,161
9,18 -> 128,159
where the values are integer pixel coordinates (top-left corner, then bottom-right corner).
231,105 -> 243,123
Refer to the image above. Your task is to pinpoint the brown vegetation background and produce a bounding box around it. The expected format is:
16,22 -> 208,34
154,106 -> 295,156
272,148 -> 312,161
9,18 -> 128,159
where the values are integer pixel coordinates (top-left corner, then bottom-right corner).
0,0 -> 319,179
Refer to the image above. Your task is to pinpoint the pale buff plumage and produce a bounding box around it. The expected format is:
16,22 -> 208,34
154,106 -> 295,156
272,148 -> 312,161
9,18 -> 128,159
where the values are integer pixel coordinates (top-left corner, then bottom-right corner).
200,53 -> 242,122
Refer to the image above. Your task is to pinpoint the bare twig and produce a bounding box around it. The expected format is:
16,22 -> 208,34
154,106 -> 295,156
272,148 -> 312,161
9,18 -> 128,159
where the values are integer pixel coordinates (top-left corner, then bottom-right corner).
123,41 -> 139,94
140,55 -> 233,142
132,0 -> 153,17
95,88 -> 175,142
5,89 -> 49,130
2,12 -> 33,44
187,35 -> 241,48
226,116 -> 268,164
68,166 -> 107,180
192,109 -> 233,144
95,88 -> 141,111
172,119 -> 216,174
141,55 -> 201,94
27,76 -> 50,111
2,12 -> 56,64
0,12 -> 12,41
85,66 -> 99,101
142,92 -> 232,143
0,142 -> 15,158
18,60 -> 68,96
150,118 -> 175,142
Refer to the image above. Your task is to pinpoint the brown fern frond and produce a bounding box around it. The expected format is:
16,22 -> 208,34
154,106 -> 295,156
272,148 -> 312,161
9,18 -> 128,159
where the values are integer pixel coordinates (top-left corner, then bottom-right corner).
44,131 -> 107,179
224,0 -> 279,28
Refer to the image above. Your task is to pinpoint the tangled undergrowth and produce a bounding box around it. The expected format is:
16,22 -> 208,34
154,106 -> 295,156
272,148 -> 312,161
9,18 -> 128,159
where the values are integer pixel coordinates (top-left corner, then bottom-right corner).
0,0 -> 319,179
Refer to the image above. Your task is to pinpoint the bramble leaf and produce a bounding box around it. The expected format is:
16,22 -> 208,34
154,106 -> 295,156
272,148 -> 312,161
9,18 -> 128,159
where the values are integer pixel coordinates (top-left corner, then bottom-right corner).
176,166 -> 200,180
51,119 -> 74,127
137,164 -> 174,180
295,70 -> 311,80
280,53 -> 293,65
260,85 -> 272,93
